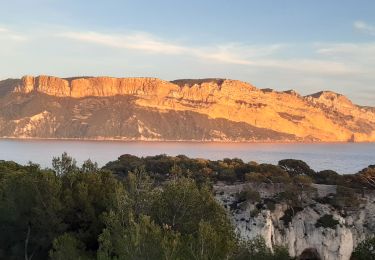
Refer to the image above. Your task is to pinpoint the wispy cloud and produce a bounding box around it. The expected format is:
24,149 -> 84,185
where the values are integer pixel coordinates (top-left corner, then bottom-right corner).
315,42 -> 375,76
0,27 -> 364,76
58,29 -> 360,77
58,30 -> 284,65
316,42 -> 375,57
255,58 -> 357,75
354,20 -> 375,36
59,31 -> 187,55
195,43 -> 284,65
0,26 -> 27,41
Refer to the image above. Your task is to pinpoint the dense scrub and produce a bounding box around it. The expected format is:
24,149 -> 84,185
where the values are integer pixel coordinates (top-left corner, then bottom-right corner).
105,155 -> 375,191
0,153 -> 372,259
351,236 -> 375,260
0,154 -> 291,260
315,214 -> 340,229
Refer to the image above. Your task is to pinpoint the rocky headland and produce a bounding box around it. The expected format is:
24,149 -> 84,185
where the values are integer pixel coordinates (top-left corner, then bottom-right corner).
0,75 -> 374,142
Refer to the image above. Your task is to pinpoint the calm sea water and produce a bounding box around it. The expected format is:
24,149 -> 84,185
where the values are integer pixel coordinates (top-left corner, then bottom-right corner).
0,139 -> 374,174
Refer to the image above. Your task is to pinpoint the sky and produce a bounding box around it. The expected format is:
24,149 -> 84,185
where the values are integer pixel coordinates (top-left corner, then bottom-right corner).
0,0 -> 374,105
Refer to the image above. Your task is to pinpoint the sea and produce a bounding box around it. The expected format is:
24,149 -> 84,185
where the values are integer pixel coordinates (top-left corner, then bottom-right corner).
0,139 -> 374,174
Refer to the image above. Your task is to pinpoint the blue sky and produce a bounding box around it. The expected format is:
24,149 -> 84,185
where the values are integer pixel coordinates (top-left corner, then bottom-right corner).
0,0 -> 374,105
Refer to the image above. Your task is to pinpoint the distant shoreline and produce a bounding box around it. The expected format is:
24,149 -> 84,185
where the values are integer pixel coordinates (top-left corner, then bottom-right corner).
0,136 -> 373,144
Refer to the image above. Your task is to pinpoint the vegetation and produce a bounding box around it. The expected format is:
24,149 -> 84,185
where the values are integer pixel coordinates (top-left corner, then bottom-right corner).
0,154 -> 292,260
315,214 -> 339,229
315,186 -> 361,211
236,186 -> 261,204
235,236 -> 291,260
0,153 -> 372,259
351,236 -> 375,260
105,154 -> 374,192
314,170 -> 341,185
278,159 -> 315,176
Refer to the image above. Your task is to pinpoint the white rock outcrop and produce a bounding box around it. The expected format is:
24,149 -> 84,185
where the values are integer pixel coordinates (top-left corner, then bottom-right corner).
215,183 -> 375,260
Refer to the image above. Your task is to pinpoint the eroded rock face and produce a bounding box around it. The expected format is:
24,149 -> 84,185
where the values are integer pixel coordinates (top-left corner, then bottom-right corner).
14,75 -> 179,98
215,183 -> 375,260
2,75 -> 375,142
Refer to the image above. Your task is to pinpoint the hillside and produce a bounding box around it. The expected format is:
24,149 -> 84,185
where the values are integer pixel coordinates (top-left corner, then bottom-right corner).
0,75 -> 374,142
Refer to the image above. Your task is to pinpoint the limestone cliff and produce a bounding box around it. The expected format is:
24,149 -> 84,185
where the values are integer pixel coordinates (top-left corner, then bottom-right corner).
215,183 -> 375,260
0,75 -> 374,142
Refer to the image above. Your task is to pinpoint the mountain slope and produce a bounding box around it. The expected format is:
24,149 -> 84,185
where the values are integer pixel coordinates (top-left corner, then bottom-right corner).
0,75 -> 374,142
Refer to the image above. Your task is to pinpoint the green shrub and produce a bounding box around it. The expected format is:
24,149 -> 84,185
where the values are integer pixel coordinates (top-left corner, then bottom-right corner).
280,207 -> 303,226
332,186 -> 361,210
236,187 -> 261,204
351,236 -> 375,260
234,236 -> 291,260
250,208 -> 260,218
315,214 -> 339,229
265,199 -> 276,211
314,170 -> 342,185
278,159 -> 315,176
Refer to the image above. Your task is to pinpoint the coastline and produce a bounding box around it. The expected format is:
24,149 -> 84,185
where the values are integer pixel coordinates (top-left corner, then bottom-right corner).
0,136 -> 373,144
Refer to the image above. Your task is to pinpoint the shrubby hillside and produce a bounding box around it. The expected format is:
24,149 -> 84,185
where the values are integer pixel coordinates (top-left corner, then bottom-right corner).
0,153 -> 374,259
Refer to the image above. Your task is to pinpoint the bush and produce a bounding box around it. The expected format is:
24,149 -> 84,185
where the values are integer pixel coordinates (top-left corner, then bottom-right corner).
245,169 -> 291,184
264,198 -> 276,211
293,175 -> 313,186
236,187 -> 261,204
278,159 -> 315,176
356,167 -> 375,189
315,214 -> 339,229
331,186 -> 361,210
250,208 -> 260,218
234,236 -> 291,260
280,207 -> 303,226
314,170 -> 342,185
351,237 -> 375,260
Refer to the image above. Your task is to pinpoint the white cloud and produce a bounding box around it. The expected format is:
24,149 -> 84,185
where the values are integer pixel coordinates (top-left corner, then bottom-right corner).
195,43 -> 284,65
315,42 -> 375,77
58,30 -> 285,65
59,31 -> 188,55
253,58 -> 357,75
354,20 -> 375,35
0,26 -> 27,41
58,29 -> 361,77
316,42 -> 375,58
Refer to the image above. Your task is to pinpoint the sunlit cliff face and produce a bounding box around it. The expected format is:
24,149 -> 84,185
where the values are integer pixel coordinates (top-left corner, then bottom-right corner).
4,75 -> 375,142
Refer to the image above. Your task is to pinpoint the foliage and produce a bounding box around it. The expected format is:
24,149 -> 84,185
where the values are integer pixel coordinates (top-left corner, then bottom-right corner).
104,154 -> 374,192
97,175 -> 236,260
245,168 -> 291,184
0,153 -> 371,260
52,152 -> 78,175
351,236 -> 375,260
276,184 -> 303,208
331,186 -> 361,210
279,207 -> 303,227
49,233 -> 90,260
236,186 -> 261,204
0,154 -> 241,259
356,167 -> 375,189
293,175 -> 313,185
314,170 -> 342,185
264,198 -> 276,211
315,214 -> 339,229
0,163 -> 65,259
234,236 -> 291,260
278,159 -> 315,176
